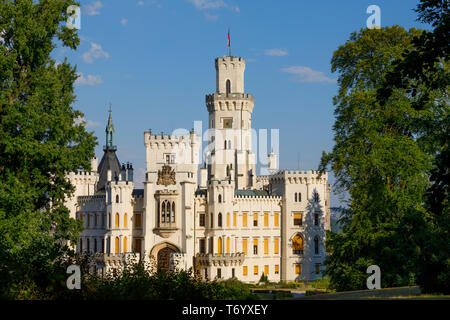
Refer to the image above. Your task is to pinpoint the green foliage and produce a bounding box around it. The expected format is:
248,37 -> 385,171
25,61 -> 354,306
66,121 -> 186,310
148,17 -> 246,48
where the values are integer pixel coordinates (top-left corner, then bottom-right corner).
320,26 -> 447,292
0,0 -> 97,298
259,272 -> 269,284
67,261 -> 258,300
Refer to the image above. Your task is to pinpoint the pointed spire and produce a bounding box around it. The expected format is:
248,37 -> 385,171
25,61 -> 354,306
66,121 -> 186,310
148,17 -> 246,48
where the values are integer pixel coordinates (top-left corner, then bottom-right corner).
105,104 -> 116,150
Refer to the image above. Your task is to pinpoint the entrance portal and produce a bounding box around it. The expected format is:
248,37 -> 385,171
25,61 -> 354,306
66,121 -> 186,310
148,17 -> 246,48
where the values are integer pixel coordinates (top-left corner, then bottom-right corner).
157,246 -> 176,271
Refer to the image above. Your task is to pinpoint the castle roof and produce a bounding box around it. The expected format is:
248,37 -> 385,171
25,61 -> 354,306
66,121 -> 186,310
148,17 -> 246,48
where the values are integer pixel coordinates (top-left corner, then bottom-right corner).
97,148 -> 121,191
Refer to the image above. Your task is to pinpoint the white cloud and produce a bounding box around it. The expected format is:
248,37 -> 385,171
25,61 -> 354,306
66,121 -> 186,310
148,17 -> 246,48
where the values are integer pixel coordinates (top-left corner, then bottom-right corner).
234,6 -> 240,13
82,42 -> 109,63
75,72 -> 103,86
137,0 -> 145,5
264,48 -> 288,56
74,116 -> 101,128
188,0 -> 226,10
281,66 -> 337,83
204,13 -> 218,21
83,1 -> 102,16
121,18 -> 128,25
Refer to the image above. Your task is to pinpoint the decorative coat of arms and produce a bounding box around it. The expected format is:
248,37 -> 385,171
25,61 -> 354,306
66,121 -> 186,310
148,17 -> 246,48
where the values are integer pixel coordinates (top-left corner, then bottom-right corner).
157,164 -> 176,186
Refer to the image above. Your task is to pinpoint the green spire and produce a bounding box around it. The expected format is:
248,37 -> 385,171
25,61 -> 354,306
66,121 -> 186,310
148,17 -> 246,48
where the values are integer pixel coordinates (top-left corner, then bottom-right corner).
105,106 -> 115,150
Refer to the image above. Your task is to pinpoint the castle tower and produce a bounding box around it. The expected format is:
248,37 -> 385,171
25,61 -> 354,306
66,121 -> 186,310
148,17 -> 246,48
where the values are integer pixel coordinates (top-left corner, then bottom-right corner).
205,56 -> 256,189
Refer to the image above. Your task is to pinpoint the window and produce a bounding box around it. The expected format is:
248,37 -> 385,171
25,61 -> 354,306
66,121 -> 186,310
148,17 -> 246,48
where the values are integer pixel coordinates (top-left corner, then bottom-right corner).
102,213 -> 105,226
223,118 -> 233,129
254,266 -> 258,275
124,213 -> 127,228
242,239 -> 247,255
218,213 -> 222,227
274,238 -> 279,254
159,200 -> 175,225
292,234 -> 304,255
264,212 -> 269,227
115,237 -> 119,254
226,79 -> 231,94
314,212 -> 320,226
135,213 -> 142,228
226,237 -> 230,254
295,264 -> 302,275
294,212 -> 303,226
199,213 -> 206,227
274,213 -> 279,227
86,238 -> 90,252
210,213 -> 214,228
253,213 -> 258,227
217,237 -> 222,255
209,237 -> 213,254
242,213 -> 247,227
232,268 -> 235,278
94,214 -> 97,227
253,239 -> 258,255
94,238 -> 97,252
87,213 -> 90,227
218,194 -> 222,203
226,213 -> 230,227
115,213 -> 119,228
298,192 -> 302,202
199,239 -> 206,254
314,236 -> 319,255
275,265 -> 279,274
233,212 -> 237,226
264,238 -> 268,255
217,268 -> 222,279
135,239 -> 142,254
315,264 -> 321,274
264,265 -> 269,276
295,193 -> 297,202
243,266 -> 248,276
313,191 -> 320,202
123,236 -> 127,253
116,194 -> 119,203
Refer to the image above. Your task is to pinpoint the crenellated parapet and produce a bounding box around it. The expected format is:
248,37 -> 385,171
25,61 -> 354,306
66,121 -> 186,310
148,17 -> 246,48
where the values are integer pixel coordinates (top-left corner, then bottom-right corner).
269,170 -> 328,184
78,194 -> 106,203
206,93 -> 254,113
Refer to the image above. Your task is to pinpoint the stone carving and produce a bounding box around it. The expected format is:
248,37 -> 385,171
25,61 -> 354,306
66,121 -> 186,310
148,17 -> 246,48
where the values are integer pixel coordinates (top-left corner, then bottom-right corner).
157,164 -> 176,186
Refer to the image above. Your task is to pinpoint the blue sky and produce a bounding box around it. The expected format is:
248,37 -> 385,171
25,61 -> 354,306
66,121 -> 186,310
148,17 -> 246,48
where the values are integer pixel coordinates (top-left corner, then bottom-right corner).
59,0 -> 430,207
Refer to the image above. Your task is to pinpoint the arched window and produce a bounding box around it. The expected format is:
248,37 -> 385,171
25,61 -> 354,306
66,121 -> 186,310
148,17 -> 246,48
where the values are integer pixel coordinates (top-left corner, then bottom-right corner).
123,236 -> 127,253
161,201 -> 166,223
314,236 -> 319,255
228,140 -> 231,149
171,202 -> 175,222
94,238 -> 97,253
210,213 -> 214,228
218,194 -> 222,203
313,191 -> 320,202
226,79 -> 231,94
217,237 -> 222,255
115,237 -> 119,254
218,213 -> 222,227
116,194 -> 119,203
298,192 -> 302,202
124,213 -> 127,228
224,140 -> 227,150
226,237 -> 230,254
167,202 -> 171,222
292,234 -> 304,255
295,193 -> 297,202
115,213 -> 119,228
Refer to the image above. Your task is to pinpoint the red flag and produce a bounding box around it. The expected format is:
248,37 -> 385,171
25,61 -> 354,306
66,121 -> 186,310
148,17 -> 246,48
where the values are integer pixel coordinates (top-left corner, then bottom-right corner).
228,29 -> 230,47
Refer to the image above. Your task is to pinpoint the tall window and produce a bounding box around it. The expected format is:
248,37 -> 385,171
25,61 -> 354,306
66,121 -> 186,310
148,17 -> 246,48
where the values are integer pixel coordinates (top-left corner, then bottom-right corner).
135,239 -> 142,254
123,236 -> 127,253
242,239 -> 247,255
275,265 -> 279,274
253,239 -> 258,255
159,200 -> 175,225
226,79 -> 231,94
253,213 -> 258,227
274,238 -> 279,254
313,191 -> 320,202
242,212 -> 247,227
135,213 -> 142,228
199,213 -> 205,227
264,238 -> 268,255
124,213 -> 127,228
295,193 -> 297,202
217,237 -> 222,255
116,194 -> 119,203
210,213 -> 214,228
226,237 -> 230,254
218,213 -> 222,227
295,264 -> 302,275
264,265 -> 269,276
233,212 -> 237,226
314,236 -> 319,255
115,213 -> 119,228
243,266 -> 248,276
292,234 -> 304,255
87,238 -> 90,252
199,239 -> 206,254
314,212 -> 320,226
274,213 -> 279,227
86,213 -> 90,228
254,265 -> 258,275
264,212 -> 269,227
218,194 -> 222,203
226,213 -> 230,227
294,212 -> 303,226
94,238 -> 97,252
115,237 -> 119,254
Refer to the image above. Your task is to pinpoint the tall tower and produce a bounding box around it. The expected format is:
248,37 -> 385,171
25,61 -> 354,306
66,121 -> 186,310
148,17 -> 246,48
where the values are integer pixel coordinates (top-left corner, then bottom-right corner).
205,56 -> 256,189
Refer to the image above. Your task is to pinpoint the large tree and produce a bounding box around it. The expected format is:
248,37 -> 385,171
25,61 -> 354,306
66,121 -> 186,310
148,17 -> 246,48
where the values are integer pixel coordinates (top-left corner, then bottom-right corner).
377,0 -> 449,294
0,0 -> 96,299
319,26 -> 447,291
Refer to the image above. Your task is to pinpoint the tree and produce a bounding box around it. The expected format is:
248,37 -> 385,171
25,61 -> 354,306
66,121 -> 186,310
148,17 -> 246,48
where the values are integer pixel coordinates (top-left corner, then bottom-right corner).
319,26 -> 446,291
0,0 -> 97,299
377,0 -> 449,294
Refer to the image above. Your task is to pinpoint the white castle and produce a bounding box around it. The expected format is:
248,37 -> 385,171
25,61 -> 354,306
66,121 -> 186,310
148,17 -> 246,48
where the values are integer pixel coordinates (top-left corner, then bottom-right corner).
66,55 -> 331,283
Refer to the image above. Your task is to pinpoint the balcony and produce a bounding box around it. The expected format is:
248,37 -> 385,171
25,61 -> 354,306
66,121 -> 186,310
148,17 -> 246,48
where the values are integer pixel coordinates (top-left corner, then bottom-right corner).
195,253 -> 245,267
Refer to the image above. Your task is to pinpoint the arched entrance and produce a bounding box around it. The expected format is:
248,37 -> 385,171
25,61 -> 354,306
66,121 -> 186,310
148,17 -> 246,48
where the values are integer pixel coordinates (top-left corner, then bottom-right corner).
150,242 -> 180,271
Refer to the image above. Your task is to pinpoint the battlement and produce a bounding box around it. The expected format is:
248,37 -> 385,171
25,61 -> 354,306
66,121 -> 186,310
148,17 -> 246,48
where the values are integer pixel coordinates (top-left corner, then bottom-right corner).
144,130 -> 200,147
206,93 -> 254,113
78,194 -> 106,203
215,56 -> 245,65
234,194 -> 282,201
68,170 -> 98,177
269,170 -> 328,184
